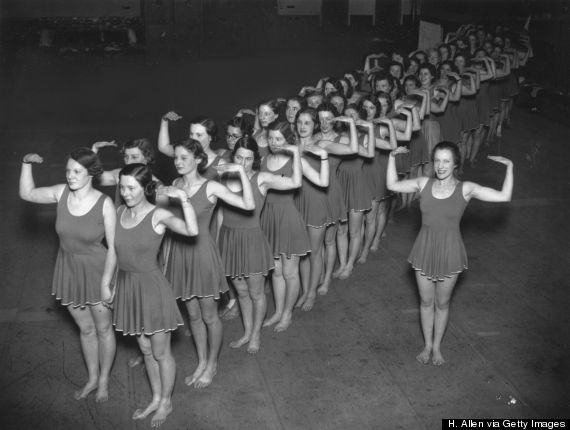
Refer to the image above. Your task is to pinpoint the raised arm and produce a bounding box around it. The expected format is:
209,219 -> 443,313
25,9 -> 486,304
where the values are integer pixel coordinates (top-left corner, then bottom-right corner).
258,145 -> 302,192
447,75 -> 463,101
19,154 -> 64,204
318,117 -> 359,155
155,186 -> 199,236
464,156 -> 513,202
210,164 -> 255,210
300,146 -> 329,187
100,197 -> 117,304
358,120 -> 376,158
386,147 -> 426,193
157,111 -> 182,158
430,87 -> 449,113
460,72 -> 477,96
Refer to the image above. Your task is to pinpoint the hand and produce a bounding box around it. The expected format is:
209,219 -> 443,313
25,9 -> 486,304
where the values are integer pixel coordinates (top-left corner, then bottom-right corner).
162,111 -> 182,122
487,155 -> 513,167
390,146 -> 409,157
447,72 -> 460,80
22,153 -> 44,164
355,119 -> 373,128
91,140 -> 116,153
214,163 -> 244,174
157,185 -> 188,201
101,284 -> 115,309
277,144 -> 299,155
303,144 -> 328,158
331,116 -> 354,124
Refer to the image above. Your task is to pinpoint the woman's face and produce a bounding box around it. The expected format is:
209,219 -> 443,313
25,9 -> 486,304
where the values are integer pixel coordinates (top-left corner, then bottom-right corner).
439,46 -> 450,61
119,175 -> 145,208
330,95 -> 345,115
408,59 -> 419,75
362,100 -> 377,121
418,68 -> 433,87
375,79 -> 391,94
225,125 -> 242,150
307,94 -> 323,109
428,50 -> 440,65
296,112 -> 315,138
439,63 -> 452,79
258,104 -> 277,128
468,34 -> 477,48
404,78 -> 417,95
389,64 -> 402,80
174,146 -> 198,176
324,82 -> 336,96
377,97 -> 389,116
318,110 -> 335,134
233,147 -> 255,173
286,99 -> 301,124
65,158 -> 91,191
268,130 -> 287,153
454,56 -> 466,71
483,42 -> 493,55
433,149 -> 456,180
344,73 -> 357,88
189,123 -> 211,150
123,147 -> 146,165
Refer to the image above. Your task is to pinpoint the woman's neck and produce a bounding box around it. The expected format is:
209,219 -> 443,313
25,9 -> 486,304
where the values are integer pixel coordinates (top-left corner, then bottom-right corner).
69,183 -> 93,200
126,199 -> 153,216
182,171 -> 202,186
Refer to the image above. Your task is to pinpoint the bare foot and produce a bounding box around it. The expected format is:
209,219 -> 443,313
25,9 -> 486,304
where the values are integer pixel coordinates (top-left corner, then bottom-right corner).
74,380 -> 98,400
229,335 -> 250,349
317,281 -> 330,296
194,365 -> 217,389
262,313 -> 282,328
151,401 -> 173,428
295,294 -> 307,309
416,347 -> 431,365
95,378 -> 109,403
332,265 -> 346,278
370,238 -> 380,252
356,251 -> 368,264
185,362 -> 207,386
132,398 -> 160,420
338,266 -> 353,280
432,350 -> 445,366
247,336 -> 260,354
301,294 -> 316,312
274,316 -> 292,332
128,355 -> 144,368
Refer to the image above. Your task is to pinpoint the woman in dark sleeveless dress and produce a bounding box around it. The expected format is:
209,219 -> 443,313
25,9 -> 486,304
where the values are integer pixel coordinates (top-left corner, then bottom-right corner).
387,142 -> 513,366
112,164 -> 198,427
163,139 -> 254,389
219,136 -> 301,352
19,148 -> 117,402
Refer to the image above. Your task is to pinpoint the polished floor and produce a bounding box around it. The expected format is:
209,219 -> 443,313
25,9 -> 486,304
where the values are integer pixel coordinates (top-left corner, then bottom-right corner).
1,30 -> 569,430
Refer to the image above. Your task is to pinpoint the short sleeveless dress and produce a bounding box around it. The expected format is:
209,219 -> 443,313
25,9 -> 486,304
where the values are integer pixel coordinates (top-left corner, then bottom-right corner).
327,152 -> 348,223
52,187 -> 107,307
202,155 -> 224,181
422,87 -> 442,153
437,99 -> 462,144
260,157 -> 311,258
408,178 -> 468,280
165,180 -> 227,300
218,173 -> 274,278
457,79 -> 478,132
113,206 -> 183,335
337,134 -> 373,212
476,81 -> 492,127
295,152 -> 333,228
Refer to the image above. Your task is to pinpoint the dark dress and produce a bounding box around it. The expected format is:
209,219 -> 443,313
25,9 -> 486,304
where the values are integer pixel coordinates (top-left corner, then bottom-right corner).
52,187 -> 107,307
260,157 -> 311,258
295,152 -> 333,228
337,134 -> 373,212
202,155 -> 224,181
408,178 -> 468,280
218,173 -> 274,278
165,180 -> 227,300
113,206 -> 183,335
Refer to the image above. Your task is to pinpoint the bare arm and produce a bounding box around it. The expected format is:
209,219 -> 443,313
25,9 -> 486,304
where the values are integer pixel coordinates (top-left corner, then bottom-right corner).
19,154 -> 64,204
210,164 -> 255,210
157,111 -> 182,158
155,187 -> 199,236
386,147 -> 426,193
319,117 -> 359,155
464,156 -> 513,202
258,145 -> 302,192
100,197 -> 117,303
300,146 -> 329,187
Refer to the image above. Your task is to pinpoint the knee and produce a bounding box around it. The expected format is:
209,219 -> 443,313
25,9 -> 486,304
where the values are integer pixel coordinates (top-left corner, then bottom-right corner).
419,297 -> 435,308
139,343 -> 153,357
435,299 -> 450,311
201,309 -> 221,326
282,265 -> 299,282
78,322 -> 96,337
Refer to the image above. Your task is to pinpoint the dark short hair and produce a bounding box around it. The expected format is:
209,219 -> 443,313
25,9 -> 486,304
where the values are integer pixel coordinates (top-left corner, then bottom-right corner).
121,138 -> 155,165
69,147 -> 103,179
173,139 -> 208,172
189,116 -> 218,145
232,135 -> 261,171
432,141 -> 461,173
119,163 -> 157,199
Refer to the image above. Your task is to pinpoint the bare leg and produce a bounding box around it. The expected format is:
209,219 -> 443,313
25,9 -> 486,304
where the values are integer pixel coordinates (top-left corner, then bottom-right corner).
275,255 -> 301,332
133,335 -> 161,421
184,299 -> 207,386
246,274 -> 266,353
90,304 -> 115,402
194,297 -> 222,388
415,272 -> 436,365
148,332 -> 175,427
333,221 -> 348,278
319,224 -> 338,295
339,210 -> 364,279
298,255 -> 310,307
263,258 -> 284,327
359,201 -> 379,264
68,306 -> 100,400
230,277 -> 252,349
470,126 -> 484,166
432,275 -> 459,366
370,199 -> 389,253
298,227 -> 326,311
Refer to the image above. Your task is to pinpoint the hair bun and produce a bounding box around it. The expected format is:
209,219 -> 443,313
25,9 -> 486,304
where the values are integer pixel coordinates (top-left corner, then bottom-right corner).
145,180 -> 158,196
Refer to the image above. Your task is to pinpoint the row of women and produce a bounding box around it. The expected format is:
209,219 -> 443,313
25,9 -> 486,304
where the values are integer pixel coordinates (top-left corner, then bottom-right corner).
19,20 -> 521,428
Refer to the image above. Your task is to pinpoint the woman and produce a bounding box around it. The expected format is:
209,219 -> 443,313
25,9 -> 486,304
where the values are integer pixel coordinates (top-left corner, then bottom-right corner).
111,164 -> 198,427
158,112 -> 226,180
163,139 -> 254,388
253,99 -> 284,156
19,148 -> 116,402
387,142 -> 513,365
260,121 -> 312,332
219,136 -> 301,352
